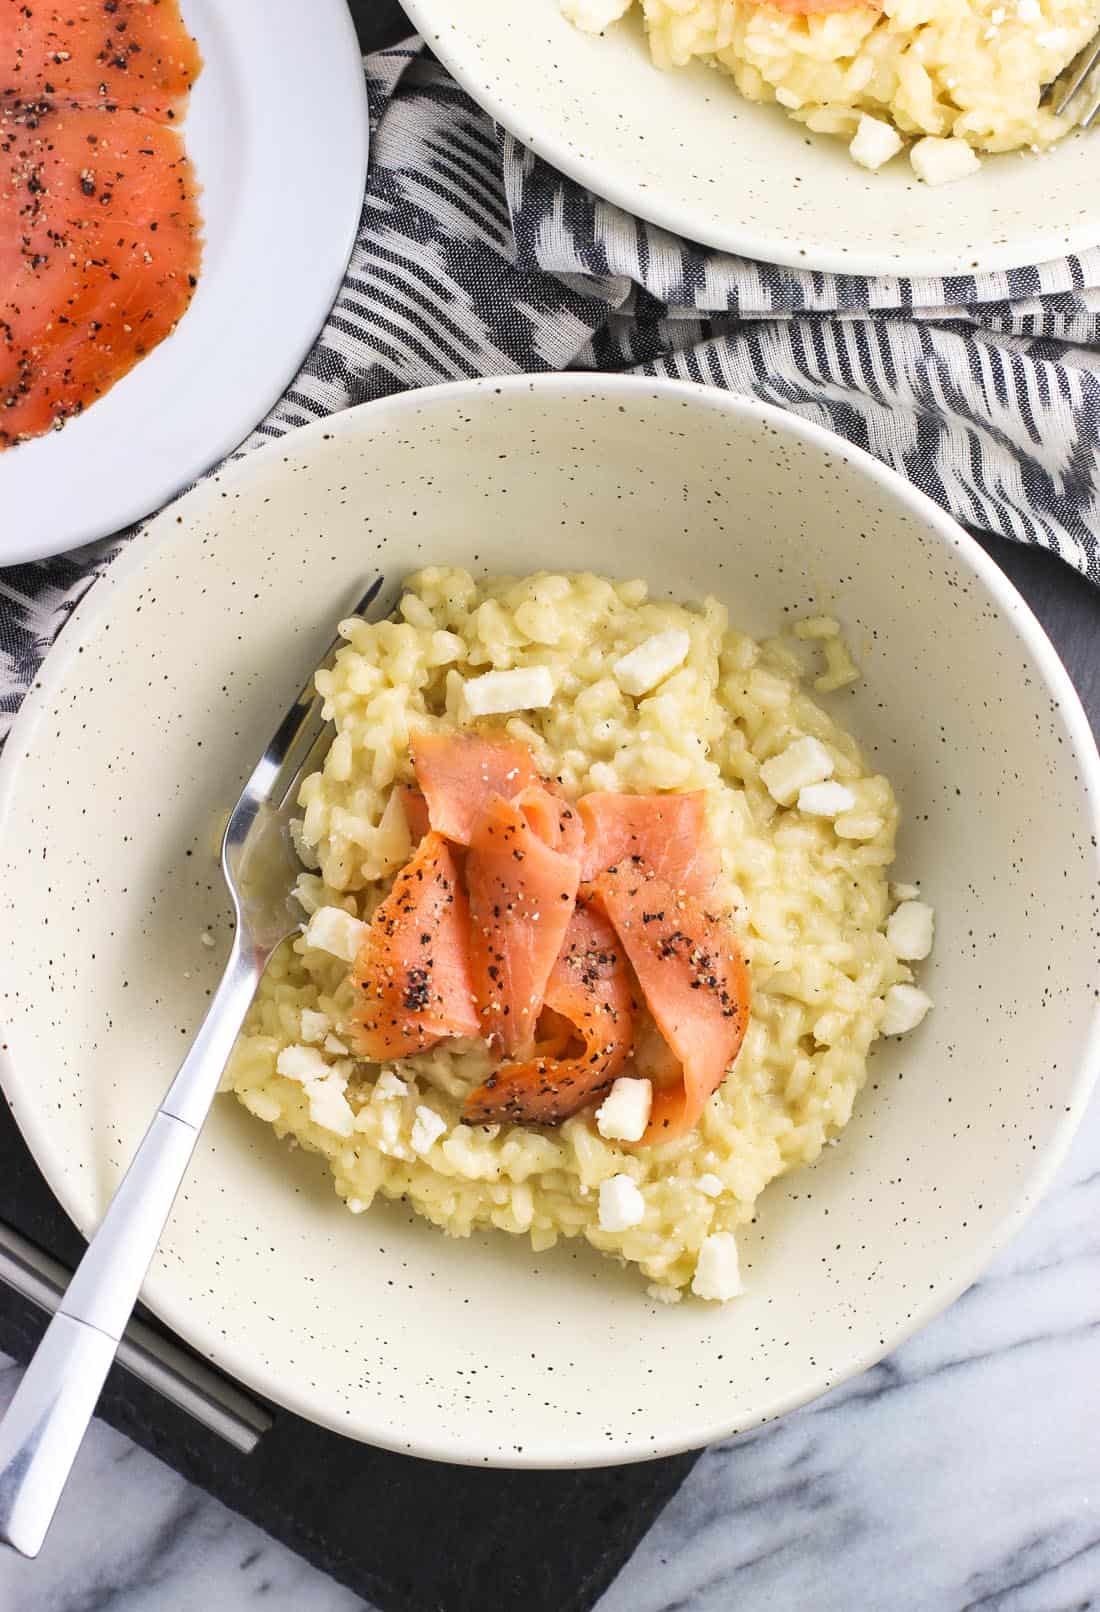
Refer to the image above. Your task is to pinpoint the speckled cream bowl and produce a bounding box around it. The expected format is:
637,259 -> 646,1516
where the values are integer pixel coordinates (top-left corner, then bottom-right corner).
401,0 -> 1100,277
1,375 -> 1098,1467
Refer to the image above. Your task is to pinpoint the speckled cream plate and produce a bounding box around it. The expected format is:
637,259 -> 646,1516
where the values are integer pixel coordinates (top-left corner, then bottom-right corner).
401,0 -> 1100,278
1,376 -> 1098,1466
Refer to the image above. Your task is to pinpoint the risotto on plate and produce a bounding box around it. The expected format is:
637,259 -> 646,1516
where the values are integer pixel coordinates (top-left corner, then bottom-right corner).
223,569 -> 935,1302
562,0 -> 1099,182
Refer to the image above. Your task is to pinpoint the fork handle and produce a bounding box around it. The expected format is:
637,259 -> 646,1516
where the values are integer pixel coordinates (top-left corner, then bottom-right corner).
0,935 -> 261,1557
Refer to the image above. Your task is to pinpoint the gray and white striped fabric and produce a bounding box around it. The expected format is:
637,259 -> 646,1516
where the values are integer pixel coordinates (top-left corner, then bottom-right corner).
3,40 -> 1099,742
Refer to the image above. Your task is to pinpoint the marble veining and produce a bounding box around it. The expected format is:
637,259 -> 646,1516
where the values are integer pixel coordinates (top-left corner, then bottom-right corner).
2,1102 -> 1097,1612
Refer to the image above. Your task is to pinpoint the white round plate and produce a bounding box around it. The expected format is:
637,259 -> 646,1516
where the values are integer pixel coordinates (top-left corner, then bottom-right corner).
0,0 -> 368,566
402,0 -> 1100,279
1,376 -> 1099,1466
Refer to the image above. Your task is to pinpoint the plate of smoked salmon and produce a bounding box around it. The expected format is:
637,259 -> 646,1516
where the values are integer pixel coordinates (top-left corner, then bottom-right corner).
1,374 -> 1097,1464
0,0 -> 368,563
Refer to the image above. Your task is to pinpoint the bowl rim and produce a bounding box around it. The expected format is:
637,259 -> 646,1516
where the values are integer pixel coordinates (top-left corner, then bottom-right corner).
2,372 -> 1099,1467
400,0 -> 1100,279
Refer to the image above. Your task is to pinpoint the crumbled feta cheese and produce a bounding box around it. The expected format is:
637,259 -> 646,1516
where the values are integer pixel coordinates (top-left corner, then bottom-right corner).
892,881 -> 921,903
324,1033 -> 349,1056
760,736 -> 834,806
691,1232 -> 744,1302
910,137 -> 981,185
849,114 -> 904,171
276,1043 -> 330,1083
647,1283 -> 683,1305
598,1175 -> 646,1232
200,929 -> 216,949
595,1077 -> 653,1142
613,630 -> 691,697
559,0 -> 631,32
304,905 -> 369,964
411,1105 -> 448,1155
299,1009 -> 331,1044
797,780 -> 857,817
881,984 -> 933,1035
887,900 -> 935,960
462,665 -> 555,718
793,615 -> 839,640
307,1073 -> 355,1137
374,1070 -> 409,1101
697,1173 -> 724,1199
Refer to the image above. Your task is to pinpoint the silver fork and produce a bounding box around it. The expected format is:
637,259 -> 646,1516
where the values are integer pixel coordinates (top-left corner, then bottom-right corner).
1047,32 -> 1100,126
0,573 -> 390,1559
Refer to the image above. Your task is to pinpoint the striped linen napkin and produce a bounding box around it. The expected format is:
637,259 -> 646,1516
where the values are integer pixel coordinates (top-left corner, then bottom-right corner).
3,39 -> 1098,743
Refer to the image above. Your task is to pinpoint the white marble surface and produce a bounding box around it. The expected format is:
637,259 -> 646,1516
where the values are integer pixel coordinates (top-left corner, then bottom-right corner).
2,1098 -> 1098,1611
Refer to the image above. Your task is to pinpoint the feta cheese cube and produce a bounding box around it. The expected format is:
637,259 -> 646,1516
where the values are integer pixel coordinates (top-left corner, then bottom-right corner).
598,1174 -> 646,1232
881,984 -> 933,1035
306,1073 -> 355,1137
910,137 -> 981,186
304,905 -> 369,964
891,881 -> 921,903
559,0 -> 631,32
276,1043 -> 330,1083
887,900 -> 935,960
462,665 -> 555,718
324,1033 -> 349,1055
374,1070 -> 409,1102
691,1232 -> 744,1301
760,736 -> 834,806
797,780 -> 857,817
647,1283 -> 683,1305
849,114 -> 904,171
411,1104 -> 448,1155
299,1009 -> 331,1044
595,1077 -> 653,1142
697,1173 -> 724,1199
613,630 -> 691,697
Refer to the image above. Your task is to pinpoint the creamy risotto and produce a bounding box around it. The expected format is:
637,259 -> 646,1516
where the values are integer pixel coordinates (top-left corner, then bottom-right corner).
223,570 -> 935,1302
563,0 -> 1099,180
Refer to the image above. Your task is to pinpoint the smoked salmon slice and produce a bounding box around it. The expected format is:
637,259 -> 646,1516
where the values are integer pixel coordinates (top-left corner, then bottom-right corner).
397,785 -> 430,844
351,831 -> 480,1061
593,866 -> 750,1142
515,782 -> 586,860
466,903 -> 635,1124
465,793 -> 580,1057
1,2 -> 202,120
1,98 -> 201,444
410,731 -> 539,846
0,0 -> 202,448
577,790 -> 720,896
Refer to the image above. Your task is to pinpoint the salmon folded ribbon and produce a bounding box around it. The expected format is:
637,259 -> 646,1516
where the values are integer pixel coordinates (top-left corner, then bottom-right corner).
352,730 -> 750,1145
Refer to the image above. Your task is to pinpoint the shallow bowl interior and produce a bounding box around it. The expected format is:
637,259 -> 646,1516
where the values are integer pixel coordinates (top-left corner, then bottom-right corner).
402,0 -> 1100,277
1,375 -> 1097,1465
